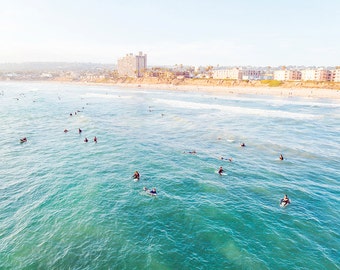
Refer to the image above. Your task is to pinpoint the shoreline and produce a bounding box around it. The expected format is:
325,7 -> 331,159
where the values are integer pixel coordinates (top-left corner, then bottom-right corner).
2,79 -> 340,100
113,82 -> 340,100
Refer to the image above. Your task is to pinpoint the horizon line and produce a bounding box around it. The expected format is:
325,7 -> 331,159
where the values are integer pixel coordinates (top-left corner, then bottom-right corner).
0,61 -> 337,68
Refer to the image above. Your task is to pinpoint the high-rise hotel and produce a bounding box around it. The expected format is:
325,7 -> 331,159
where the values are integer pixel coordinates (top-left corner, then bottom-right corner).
117,51 -> 147,77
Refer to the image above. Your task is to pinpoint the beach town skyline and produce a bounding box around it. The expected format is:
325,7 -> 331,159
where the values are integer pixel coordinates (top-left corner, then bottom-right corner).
1,0 -> 339,66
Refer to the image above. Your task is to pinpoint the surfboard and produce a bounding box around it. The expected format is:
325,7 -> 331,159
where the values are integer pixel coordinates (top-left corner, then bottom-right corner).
215,170 -> 227,176
142,188 -> 157,196
132,174 -> 140,182
142,191 -> 157,197
280,200 -> 291,208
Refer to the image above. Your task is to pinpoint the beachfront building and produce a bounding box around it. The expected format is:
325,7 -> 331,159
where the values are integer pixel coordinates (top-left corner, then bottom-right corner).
212,68 -> 242,80
301,69 -> 316,81
241,69 -> 263,80
262,72 -> 274,80
331,68 -> 340,82
172,65 -> 195,78
117,51 -> 147,77
301,68 -> 332,81
144,68 -> 174,79
213,68 -> 263,80
194,66 -> 210,78
274,70 -> 301,81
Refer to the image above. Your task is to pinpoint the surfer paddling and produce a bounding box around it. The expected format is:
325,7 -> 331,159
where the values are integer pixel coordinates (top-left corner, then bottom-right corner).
143,187 -> 157,196
280,194 -> 290,207
133,171 -> 140,181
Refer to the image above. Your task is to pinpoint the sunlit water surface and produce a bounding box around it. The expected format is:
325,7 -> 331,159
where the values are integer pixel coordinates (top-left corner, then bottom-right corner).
0,82 -> 339,269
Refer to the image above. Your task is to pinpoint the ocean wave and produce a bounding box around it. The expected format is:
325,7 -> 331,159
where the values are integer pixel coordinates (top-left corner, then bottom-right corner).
81,93 -> 134,99
153,98 -> 319,119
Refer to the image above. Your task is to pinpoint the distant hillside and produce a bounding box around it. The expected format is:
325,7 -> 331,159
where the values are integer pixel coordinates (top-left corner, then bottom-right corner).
0,62 -> 116,72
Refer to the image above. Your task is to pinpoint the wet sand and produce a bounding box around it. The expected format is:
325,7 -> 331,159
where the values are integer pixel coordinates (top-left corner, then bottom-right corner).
114,83 -> 340,100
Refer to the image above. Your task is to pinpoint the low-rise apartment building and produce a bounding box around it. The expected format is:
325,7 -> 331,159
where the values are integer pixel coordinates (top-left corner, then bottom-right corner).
331,69 -> 340,82
212,68 -> 243,80
301,68 -> 331,81
242,69 -> 263,80
274,70 -> 301,81
213,68 -> 264,80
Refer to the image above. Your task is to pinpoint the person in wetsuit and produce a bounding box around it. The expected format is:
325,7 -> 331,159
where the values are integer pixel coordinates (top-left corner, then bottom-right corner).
280,194 -> 290,206
150,188 -> 157,195
133,171 -> 140,180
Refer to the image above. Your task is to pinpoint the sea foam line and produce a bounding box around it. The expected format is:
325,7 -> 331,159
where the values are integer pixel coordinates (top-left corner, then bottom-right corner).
81,93 -> 134,99
153,98 -> 319,120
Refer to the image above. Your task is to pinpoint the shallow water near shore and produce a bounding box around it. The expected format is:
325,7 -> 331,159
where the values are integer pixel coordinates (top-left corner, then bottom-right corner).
0,81 -> 339,269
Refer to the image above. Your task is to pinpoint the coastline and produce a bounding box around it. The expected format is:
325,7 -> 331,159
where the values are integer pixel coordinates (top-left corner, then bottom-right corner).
113,82 -> 340,100
2,79 -> 340,99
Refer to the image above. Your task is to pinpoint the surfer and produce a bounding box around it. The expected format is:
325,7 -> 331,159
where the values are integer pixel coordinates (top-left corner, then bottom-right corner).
218,166 -> 224,175
84,137 -> 88,143
221,157 -> 232,162
20,137 -> 27,143
280,194 -> 290,206
78,128 -> 82,134
94,136 -> 97,143
133,171 -> 140,180
143,187 -> 157,196
279,154 -> 284,160
240,143 -> 246,147
64,129 -> 68,133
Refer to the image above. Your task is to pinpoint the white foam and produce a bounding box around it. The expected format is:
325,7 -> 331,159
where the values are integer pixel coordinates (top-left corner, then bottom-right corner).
216,95 -> 340,108
81,93 -> 134,99
153,98 -> 319,120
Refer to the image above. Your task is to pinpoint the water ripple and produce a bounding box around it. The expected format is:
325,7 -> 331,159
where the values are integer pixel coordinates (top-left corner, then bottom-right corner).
0,82 -> 339,269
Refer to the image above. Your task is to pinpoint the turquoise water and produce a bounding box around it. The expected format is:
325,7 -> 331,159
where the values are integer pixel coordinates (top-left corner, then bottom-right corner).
0,81 -> 339,269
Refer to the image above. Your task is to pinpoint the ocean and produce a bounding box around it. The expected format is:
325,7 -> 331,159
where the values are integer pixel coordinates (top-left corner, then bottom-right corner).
0,81 -> 339,269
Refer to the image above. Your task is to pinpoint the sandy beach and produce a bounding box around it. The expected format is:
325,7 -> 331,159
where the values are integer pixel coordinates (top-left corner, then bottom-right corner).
5,79 -> 340,100
113,82 -> 340,100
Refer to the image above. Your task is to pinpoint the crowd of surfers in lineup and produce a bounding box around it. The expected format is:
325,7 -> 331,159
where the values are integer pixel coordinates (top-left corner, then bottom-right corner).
20,111 -> 98,144
19,110 -> 289,204
132,142 -> 289,204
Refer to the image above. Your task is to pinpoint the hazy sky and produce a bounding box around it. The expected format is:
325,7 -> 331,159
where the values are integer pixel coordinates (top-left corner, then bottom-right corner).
1,0 -> 339,66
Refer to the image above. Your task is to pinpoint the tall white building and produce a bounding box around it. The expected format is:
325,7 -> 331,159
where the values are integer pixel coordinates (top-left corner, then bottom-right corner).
117,51 -> 147,77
